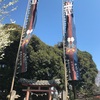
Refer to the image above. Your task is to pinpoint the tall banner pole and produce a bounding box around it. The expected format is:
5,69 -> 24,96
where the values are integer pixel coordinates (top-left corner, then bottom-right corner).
62,0 -> 69,100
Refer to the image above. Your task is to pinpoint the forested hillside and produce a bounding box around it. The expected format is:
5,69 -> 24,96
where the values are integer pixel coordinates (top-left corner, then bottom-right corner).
0,24 -> 99,99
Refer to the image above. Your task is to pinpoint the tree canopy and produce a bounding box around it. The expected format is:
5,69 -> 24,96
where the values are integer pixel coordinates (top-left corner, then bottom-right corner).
0,24 -> 98,99
77,50 -> 98,96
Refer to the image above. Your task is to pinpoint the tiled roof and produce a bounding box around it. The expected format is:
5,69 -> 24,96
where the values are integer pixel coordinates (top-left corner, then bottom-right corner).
19,78 -> 61,86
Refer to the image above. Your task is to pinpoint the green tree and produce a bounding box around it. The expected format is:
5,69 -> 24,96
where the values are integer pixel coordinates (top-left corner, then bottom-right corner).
0,24 -> 98,99
0,24 -> 13,60
25,35 -> 64,81
77,50 -> 98,96
0,24 -> 21,92
0,24 -> 64,92
56,43 -> 98,98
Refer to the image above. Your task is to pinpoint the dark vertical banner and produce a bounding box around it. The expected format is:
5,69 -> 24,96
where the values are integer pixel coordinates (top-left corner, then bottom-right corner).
64,1 -> 80,81
17,0 -> 38,73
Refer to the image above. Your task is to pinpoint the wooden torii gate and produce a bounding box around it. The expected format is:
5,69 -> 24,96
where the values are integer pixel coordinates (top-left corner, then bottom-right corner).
19,78 -> 61,100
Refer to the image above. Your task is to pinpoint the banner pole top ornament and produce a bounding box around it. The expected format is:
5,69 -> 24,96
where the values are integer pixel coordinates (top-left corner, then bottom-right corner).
64,1 -> 73,15
31,0 -> 38,4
